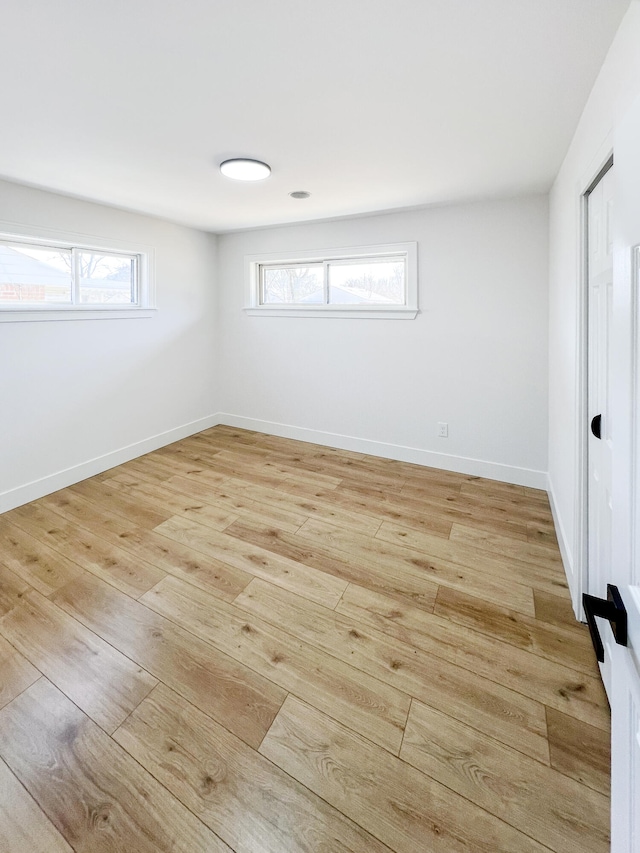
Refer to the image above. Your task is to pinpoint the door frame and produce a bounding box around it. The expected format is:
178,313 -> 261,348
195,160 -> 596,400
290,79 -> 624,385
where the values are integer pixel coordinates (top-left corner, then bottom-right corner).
631,234 -> 640,587
575,151 -> 614,621
632,243 -> 640,582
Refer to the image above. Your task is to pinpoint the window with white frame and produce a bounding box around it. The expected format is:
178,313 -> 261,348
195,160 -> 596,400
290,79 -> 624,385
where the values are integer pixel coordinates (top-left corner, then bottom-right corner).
245,242 -> 418,318
0,229 -> 154,321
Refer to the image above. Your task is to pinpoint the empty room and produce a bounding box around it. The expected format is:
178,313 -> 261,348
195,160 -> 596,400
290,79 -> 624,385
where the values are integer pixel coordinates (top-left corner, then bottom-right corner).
1,1 -> 639,851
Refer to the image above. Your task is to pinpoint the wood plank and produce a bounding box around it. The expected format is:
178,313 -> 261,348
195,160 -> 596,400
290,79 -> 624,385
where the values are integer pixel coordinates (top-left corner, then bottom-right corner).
277,477 -> 462,538
546,707 -> 611,796
257,442 -> 362,467
154,515 -> 347,609
0,517 -> 83,595
206,424 -> 263,444
102,475 -> 242,532
0,635 -> 40,711
396,486 -> 532,538
261,451 -> 404,492
524,486 -> 552,506
260,695 -> 550,853
440,486 -> 553,525
271,465 -> 348,491
9,503 -> 165,599
448,522 -> 565,570
103,459 -> 170,485
319,449 -> 464,483
114,683 -> 393,853
160,471 -> 247,501
527,519 -> 559,547
534,588 -> 583,631
39,487 -> 143,536
178,456 -> 291,489
335,583 -> 609,729
0,679 -> 231,852
349,454 -> 459,479
434,584 -> 596,674
256,435 -> 365,461
438,486 -> 553,524
145,445 -> 223,473
377,520 -> 566,593
52,573 -> 285,749
154,442 -> 225,469
303,464 -> 405,493
0,590 -> 157,734
0,563 -> 30,617
299,517 -> 537,615
336,477 -> 416,502
187,432 -> 273,458
0,756 -> 73,852
267,446 -> 412,481
404,478 -> 533,511
110,527 -> 252,602
259,432 -> 350,451
247,456 -> 345,488
164,473 -> 308,532
236,577 -> 550,762
224,517 -> 440,614
221,477 -> 383,535
119,453 -> 212,484
276,465 -> 348,491
281,470 -> 348,492
69,478 -> 170,529
459,478 -> 526,498
401,699 -> 609,853
445,486 -> 554,523
141,576 -> 409,754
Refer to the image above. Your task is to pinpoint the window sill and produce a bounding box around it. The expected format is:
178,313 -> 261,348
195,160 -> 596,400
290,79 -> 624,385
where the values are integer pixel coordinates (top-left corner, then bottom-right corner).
0,308 -> 157,323
244,307 -> 418,320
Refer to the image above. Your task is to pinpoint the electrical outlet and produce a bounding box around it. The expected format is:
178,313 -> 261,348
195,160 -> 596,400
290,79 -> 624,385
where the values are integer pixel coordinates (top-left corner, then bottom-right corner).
437,422 -> 448,438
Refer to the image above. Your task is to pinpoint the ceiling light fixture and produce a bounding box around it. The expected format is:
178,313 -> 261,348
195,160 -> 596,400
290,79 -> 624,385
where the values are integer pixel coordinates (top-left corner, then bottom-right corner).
289,191 -> 311,199
220,158 -> 271,181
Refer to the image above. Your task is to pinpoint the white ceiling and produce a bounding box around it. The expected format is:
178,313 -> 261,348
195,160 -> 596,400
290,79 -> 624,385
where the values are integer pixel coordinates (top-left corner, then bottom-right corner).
0,0 -> 630,232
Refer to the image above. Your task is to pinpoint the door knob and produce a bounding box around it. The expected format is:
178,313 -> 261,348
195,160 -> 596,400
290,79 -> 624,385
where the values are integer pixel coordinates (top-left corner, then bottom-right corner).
590,414 -> 602,439
582,585 -> 628,662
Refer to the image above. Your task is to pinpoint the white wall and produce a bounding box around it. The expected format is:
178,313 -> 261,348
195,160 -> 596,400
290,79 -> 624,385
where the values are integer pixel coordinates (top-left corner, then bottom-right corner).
548,1 -> 640,607
0,179 -> 218,511
217,195 -> 549,487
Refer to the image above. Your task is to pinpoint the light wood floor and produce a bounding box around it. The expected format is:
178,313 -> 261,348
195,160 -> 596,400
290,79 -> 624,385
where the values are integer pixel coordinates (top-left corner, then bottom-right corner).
0,425 -> 610,852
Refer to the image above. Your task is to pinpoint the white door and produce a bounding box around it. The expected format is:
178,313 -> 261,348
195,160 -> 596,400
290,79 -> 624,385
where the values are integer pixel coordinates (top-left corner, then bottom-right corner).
587,164 -> 615,698
610,590 -> 640,852
597,93 -> 640,851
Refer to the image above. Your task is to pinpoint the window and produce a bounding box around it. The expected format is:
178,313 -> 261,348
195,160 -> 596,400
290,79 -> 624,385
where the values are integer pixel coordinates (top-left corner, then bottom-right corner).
245,242 -> 418,318
0,228 -> 154,322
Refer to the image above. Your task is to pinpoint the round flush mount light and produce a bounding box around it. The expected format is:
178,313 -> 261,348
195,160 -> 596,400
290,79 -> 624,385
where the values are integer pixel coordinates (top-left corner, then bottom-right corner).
289,190 -> 311,199
220,159 -> 271,181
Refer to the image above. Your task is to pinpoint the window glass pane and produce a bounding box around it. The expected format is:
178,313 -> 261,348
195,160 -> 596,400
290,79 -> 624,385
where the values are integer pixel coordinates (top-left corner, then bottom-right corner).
0,243 -> 72,304
262,265 -> 324,304
78,252 -> 136,304
328,259 -> 405,305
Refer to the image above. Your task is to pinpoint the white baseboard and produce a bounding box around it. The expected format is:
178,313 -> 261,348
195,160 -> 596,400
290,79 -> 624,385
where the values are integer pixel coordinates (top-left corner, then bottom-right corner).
1,410 -> 549,515
215,412 -> 548,489
547,474 -> 581,618
0,414 -> 220,514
